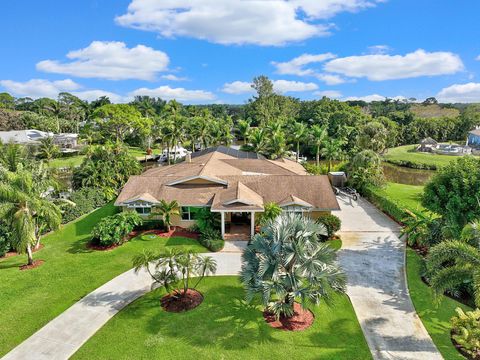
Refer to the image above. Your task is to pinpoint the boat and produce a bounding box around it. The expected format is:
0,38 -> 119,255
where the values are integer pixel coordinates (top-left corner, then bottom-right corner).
158,146 -> 190,163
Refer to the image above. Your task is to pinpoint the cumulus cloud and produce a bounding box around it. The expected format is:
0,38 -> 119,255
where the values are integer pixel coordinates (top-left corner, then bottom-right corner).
314,90 -> 342,98
116,0 -> 383,46
344,94 -> 408,102
36,41 -> 169,81
72,90 -> 124,103
0,79 -> 81,99
367,44 -> 391,55
129,85 -> 215,102
437,83 -> 480,103
324,49 -> 464,81
160,74 -> 187,81
222,80 -> 318,94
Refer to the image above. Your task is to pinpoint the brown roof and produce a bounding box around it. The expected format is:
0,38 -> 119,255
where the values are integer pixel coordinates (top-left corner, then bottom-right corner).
115,149 -> 339,211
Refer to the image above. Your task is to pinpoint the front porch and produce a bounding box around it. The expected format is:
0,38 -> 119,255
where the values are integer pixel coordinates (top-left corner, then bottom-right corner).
219,211 -> 257,241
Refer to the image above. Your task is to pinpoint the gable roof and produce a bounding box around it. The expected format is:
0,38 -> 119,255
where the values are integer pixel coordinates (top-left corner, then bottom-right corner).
278,194 -> 313,208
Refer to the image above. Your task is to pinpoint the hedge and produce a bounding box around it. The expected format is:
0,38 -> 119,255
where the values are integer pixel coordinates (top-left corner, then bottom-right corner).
62,187 -> 107,224
362,186 -> 409,224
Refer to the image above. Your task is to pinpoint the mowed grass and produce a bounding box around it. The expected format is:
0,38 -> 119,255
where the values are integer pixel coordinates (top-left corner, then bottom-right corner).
0,203 -> 207,357
406,249 -> 471,360
384,144 -> 472,169
375,182 -> 426,213
72,276 -> 371,360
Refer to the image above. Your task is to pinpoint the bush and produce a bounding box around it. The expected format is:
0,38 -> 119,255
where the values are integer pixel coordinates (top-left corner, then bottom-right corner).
451,307 -> 480,358
385,159 -> 437,170
61,187 -> 107,224
316,214 -> 341,238
91,211 -> 143,247
363,186 -> 408,224
0,222 -> 11,257
195,208 -> 220,232
135,219 -> 164,231
199,228 -> 224,252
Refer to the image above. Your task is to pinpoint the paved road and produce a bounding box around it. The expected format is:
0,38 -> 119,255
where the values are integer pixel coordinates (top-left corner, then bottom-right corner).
1,252 -> 242,360
336,195 -> 442,360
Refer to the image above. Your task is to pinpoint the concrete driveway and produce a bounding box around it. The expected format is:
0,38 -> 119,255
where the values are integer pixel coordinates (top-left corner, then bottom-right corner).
336,195 -> 442,360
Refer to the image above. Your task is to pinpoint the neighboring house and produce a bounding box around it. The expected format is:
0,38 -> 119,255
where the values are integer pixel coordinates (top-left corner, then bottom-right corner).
115,146 -> 340,240
0,129 -> 53,145
53,133 -> 79,149
468,128 -> 480,147
416,137 -> 438,152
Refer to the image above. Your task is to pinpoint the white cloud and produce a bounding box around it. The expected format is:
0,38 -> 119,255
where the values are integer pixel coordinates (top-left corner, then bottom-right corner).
116,0 -> 383,46
324,49 -> 464,81
36,41 -> 169,81
160,74 -> 187,81
129,85 -> 215,102
72,90 -> 124,103
314,90 -> 342,98
344,94 -> 408,102
0,79 -> 81,99
222,80 -> 318,94
315,73 -> 347,85
367,44 -> 391,55
437,83 -> 480,103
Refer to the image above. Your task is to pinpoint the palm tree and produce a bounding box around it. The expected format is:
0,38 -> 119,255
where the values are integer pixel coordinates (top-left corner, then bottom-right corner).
321,138 -> 345,172
290,122 -> 307,162
237,119 -> 251,145
267,131 -> 288,159
0,142 -> 27,172
38,137 -> 60,164
0,168 -> 61,265
240,213 -> 346,319
311,124 -> 328,167
157,200 -> 180,232
248,128 -> 267,154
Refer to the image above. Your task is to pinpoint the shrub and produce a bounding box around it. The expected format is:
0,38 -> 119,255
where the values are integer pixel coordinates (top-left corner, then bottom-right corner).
316,214 -> 341,238
135,219 -> 164,231
61,187 -> 107,224
91,211 -> 143,247
451,307 -> 480,358
257,202 -> 282,226
199,228 -> 224,252
385,159 -> 437,170
0,222 -> 11,257
362,186 -> 408,224
195,208 -> 220,232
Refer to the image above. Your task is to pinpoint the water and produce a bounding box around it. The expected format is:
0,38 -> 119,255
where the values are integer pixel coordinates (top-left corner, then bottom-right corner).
382,163 -> 434,186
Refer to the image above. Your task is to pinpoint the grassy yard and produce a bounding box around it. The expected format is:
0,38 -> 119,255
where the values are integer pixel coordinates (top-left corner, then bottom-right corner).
72,276 -> 371,360
0,203 -> 207,357
384,144 -> 471,169
406,249 -> 471,360
48,146 -> 158,168
374,182 -> 426,213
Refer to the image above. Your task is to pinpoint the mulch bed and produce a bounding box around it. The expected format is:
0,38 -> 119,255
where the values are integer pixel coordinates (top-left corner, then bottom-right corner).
2,244 -> 44,259
451,330 -> 480,360
263,302 -> 314,331
161,289 -> 204,312
86,242 -> 121,251
128,227 -> 199,240
19,260 -> 44,270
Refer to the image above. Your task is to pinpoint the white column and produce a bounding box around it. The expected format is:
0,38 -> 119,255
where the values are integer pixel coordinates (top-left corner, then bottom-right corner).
250,211 -> 255,238
221,212 -> 225,239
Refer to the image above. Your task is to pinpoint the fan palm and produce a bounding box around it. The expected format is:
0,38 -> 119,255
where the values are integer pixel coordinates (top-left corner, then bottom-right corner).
426,227 -> 480,306
240,213 -> 346,319
156,200 -> 180,232
0,167 -> 61,265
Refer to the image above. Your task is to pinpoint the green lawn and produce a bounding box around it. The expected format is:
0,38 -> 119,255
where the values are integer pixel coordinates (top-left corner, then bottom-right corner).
374,182 -> 426,213
406,249 -> 471,359
72,276 -> 371,360
0,203 -> 207,357
48,147 -> 157,168
384,144 -> 472,169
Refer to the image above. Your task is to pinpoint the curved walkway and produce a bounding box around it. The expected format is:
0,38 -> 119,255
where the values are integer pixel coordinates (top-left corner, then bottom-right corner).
337,195 -> 442,360
3,197 -> 442,360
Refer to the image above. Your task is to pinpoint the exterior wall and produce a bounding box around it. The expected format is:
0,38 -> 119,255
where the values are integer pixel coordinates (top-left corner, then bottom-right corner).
180,178 -> 224,185
170,213 -> 197,228
308,210 -> 331,221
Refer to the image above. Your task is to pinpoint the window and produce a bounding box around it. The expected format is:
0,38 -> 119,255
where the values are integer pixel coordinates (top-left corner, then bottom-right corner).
283,206 -> 309,215
181,206 -> 202,220
126,201 -> 152,215
135,207 -> 151,215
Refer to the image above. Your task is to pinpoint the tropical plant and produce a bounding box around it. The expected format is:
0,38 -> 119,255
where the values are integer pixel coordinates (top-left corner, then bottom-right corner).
38,136 -> 60,163
195,207 -> 220,232
401,209 -> 436,248
257,202 -> 282,226
0,166 -> 61,264
290,121 -> 308,162
237,119 -> 251,144
451,307 -> 480,358
0,221 -> 11,257
321,138 -> 345,172
426,236 -> 480,306
0,142 -> 28,172
240,213 -> 346,319
316,214 -> 341,239
91,211 -> 143,247
198,228 -> 224,252
132,249 -> 217,299
311,124 -> 328,167
347,149 -> 385,191
156,200 -> 180,232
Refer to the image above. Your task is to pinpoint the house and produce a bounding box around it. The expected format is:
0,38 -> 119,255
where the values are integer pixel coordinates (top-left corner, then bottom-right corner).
115,146 -> 340,240
53,133 -> 79,149
468,128 -> 480,147
416,137 -> 438,152
0,129 -> 53,145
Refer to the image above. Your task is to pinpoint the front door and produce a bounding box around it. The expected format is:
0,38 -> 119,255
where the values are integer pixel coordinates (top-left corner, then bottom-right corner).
231,212 -> 250,224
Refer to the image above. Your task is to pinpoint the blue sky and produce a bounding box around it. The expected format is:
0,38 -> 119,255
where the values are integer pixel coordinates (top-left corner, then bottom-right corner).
1,0 -> 480,104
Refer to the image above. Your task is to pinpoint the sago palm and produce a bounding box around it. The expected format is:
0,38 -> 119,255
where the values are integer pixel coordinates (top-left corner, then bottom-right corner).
240,213 -> 346,319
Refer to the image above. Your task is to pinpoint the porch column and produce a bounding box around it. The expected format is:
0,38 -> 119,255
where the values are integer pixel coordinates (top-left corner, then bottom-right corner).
221,212 -> 225,239
250,211 -> 255,238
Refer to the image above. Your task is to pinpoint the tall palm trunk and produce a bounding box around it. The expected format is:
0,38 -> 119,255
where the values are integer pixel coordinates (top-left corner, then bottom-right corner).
26,244 -> 33,265
296,141 -> 300,162
316,145 -> 320,167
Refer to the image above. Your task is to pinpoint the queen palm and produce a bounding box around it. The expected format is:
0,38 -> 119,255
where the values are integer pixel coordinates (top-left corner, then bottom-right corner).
289,121 -> 307,162
311,124 -> 328,167
237,119 -> 251,145
321,138 -> 345,172
38,136 -> 60,163
156,200 -> 180,232
426,222 -> 480,306
248,128 -> 267,154
0,167 -> 61,265
240,213 -> 346,319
